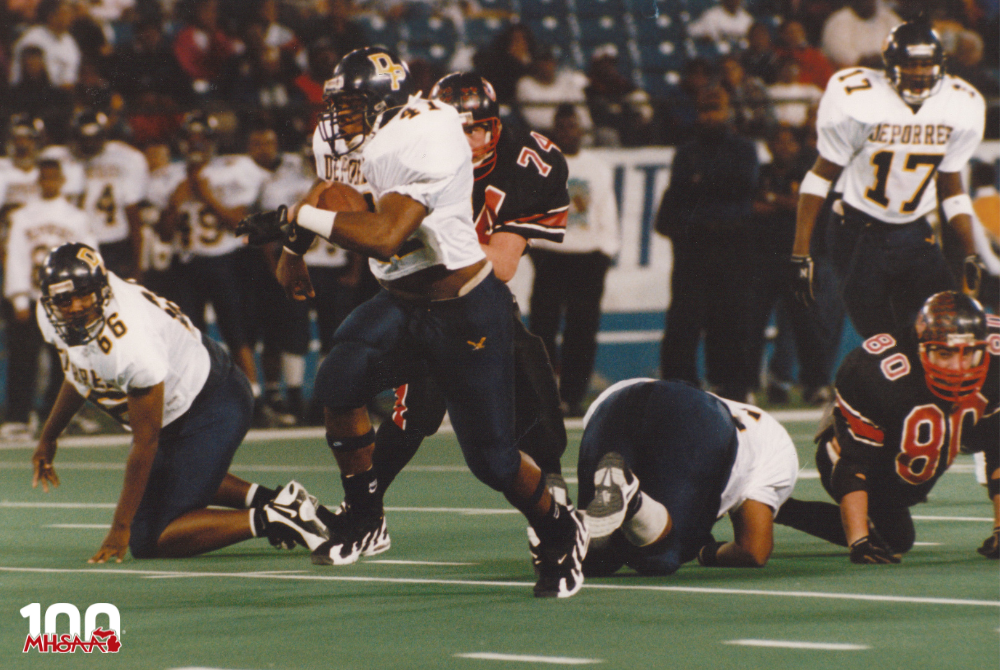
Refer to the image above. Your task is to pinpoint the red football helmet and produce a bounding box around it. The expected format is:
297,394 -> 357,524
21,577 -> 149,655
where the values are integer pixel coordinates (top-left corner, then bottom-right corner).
914,291 -> 990,402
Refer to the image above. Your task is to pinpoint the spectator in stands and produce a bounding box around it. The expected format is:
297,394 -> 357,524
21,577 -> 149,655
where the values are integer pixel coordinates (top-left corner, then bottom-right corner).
516,46 -> 593,136
767,57 -> 822,129
295,0 -> 369,58
220,24 -> 304,114
720,55 -> 773,138
948,29 -> 999,98
5,44 -> 73,130
740,22 -> 780,85
255,0 -> 304,62
473,22 -> 537,107
1,159 -> 96,439
687,0 -> 755,54
660,57 -> 714,146
9,0 -> 81,89
294,37 -> 339,121
654,86 -> 759,402
529,104 -> 620,417
774,19 -> 834,90
585,43 -> 656,147
821,0 -> 902,69
109,15 -> 196,110
172,0 -> 243,97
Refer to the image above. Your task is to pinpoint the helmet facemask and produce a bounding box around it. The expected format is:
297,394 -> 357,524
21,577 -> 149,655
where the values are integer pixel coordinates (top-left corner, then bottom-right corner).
919,338 -> 989,402
461,115 -> 501,179
890,61 -> 943,105
318,89 -> 374,157
42,282 -> 110,346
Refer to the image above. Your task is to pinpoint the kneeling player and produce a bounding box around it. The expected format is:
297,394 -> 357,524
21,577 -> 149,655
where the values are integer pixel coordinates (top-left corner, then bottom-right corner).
30,243 -> 331,562
776,291 -> 999,562
580,379 -> 799,576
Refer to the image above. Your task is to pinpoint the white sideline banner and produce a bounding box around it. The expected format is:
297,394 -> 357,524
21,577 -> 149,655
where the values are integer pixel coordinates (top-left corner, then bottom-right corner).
508,141 -> 1000,315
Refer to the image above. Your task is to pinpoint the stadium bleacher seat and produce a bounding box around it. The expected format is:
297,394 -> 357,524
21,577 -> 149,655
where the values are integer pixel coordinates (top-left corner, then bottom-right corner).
574,0 -> 629,18
527,14 -> 575,52
356,13 -> 400,50
633,11 -> 685,43
403,42 -> 456,67
641,68 -> 682,98
574,14 -> 631,47
464,16 -> 510,48
518,0 -> 570,19
402,14 -> 459,49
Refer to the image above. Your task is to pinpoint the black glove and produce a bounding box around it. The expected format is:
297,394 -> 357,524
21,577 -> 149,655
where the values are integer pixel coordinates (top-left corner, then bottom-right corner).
977,526 -> 999,559
790,255 -> 815,307
963,254 -> 984,297
236,205 -> 288,246
849,536 -> 901,564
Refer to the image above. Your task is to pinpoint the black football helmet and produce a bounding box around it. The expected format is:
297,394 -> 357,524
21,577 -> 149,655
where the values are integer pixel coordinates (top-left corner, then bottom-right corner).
71,109 -> 109,158
430,72 -> 502,178
318,46 -> 415,157
882,20 -> 945,105
178,110 -> 218,166
39,243 -> 112,346
914,291 -> 989,402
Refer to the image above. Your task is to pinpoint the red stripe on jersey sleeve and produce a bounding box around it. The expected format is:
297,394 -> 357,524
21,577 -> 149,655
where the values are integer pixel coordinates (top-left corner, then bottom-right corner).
835,391 -> 885,446
511,209 -> 568,231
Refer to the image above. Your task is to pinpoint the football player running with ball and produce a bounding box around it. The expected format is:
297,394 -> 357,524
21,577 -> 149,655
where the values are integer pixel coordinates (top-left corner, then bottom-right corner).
31,243 -> 332,562
790,19 -> 986,337
238,48 -> 588,598
776,291 -> 999,562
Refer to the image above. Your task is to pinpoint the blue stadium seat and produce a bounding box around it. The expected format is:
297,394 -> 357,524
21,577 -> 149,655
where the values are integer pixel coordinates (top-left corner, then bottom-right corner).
636,40 -> 684,70
574,0 -> 629,18
355,13 -> 399,50
641,68 -> 682,99
464,16 -> 510,48
574,14 -> 631,47
403,14 -> 459,49
633,11 -> 685,43
578,40 -> 638,74
479,0 -> 516,12
527,15 -> 575,52
518,0 -> 569,19
404,42 -> 456,67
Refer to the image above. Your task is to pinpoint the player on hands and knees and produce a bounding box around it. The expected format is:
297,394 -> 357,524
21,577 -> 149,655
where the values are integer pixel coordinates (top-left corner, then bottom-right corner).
776,291 -> 999,562
238,48 -> 587,597
578,379 -> 799,576
31,243 -> 331,561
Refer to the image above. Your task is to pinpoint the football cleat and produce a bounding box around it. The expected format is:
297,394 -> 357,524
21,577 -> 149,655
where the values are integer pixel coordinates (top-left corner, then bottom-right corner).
261,481 -> 330,551
310,502 -> 391,565
585,452 -> 640,548
528,473 -> 574,575
533,505 -> 589,598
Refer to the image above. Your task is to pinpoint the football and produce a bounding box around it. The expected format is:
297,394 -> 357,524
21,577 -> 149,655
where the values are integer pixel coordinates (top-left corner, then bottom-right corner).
317,181 -> 369,213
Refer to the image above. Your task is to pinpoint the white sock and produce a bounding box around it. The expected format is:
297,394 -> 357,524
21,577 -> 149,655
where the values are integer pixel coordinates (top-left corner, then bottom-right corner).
244,483 -> 259,509
621,492 -> 670,547
248,508 -> 259,537
282,353 -> 306,387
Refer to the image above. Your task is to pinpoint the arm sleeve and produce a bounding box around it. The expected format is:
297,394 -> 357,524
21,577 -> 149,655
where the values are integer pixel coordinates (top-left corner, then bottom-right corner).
939,94 -> 986,173
496,144 -> 570,243
116,331 -> 169,391
815,82 -> 864,167
829,355 -> 883,500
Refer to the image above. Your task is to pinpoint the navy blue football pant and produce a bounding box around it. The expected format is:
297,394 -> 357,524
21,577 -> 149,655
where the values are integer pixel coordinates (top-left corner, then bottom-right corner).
314,273 -> 521,493
828,205 -> 955,339
129,335 -> 253,558
577,380 -> 738,576
176,251 -> 252,352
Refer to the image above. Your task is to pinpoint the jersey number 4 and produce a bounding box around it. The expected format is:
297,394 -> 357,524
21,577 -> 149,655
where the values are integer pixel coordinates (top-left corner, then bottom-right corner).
865,151 -> 943,212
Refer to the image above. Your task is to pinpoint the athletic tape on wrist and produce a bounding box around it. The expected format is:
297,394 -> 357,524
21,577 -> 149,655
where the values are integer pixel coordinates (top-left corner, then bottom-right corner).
941,194 -> 974,221
297,205 -> 338,238
799,171 -> 833,198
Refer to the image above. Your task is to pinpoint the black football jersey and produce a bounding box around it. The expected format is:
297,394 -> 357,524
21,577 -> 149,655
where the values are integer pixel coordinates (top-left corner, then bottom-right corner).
472,125 -> 569,244
831,317 -> 1000,507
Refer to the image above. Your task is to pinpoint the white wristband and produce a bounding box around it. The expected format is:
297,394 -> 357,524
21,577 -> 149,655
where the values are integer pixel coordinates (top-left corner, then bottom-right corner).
296,205 -> 337,239
799,171 -> 833,198
941,194 -> 974,222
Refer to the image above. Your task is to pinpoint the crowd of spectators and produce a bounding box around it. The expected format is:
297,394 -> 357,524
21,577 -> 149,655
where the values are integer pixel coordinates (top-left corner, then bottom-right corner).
0,0 -> 997,433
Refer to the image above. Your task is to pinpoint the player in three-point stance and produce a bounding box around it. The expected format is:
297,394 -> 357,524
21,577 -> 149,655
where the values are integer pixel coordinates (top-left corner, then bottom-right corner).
579,379 -> 799,576
790,19 -> 986,338
776,291 -> 999,562
31,242 -> 331,562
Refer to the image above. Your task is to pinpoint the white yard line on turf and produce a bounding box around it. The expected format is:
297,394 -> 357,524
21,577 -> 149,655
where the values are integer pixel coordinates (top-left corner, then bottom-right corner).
724,640 -> 869,650
455,652 -> 603,664
0,409 -> 826,450
0,567 -> 995,607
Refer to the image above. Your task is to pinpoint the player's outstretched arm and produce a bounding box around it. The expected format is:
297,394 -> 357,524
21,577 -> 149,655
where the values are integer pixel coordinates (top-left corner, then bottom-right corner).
296,192 -> 427,261
481,231 -> 528,283
90,383 -> 165,564
791,157 -> 842,306
937,171 -> 983,296
32,380 -> 87,493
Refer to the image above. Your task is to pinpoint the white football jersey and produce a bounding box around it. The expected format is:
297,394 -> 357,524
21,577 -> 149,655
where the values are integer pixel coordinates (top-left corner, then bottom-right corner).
4,197 -> 96,302
817,68 -> 985,223
38,272 -> 211,428
172,155 -> 269,258
584,379 -> 799,518
359,97 -> 484,281
715,396 -> 799,518
0,160 -> 40,207
77,141 -> 149,244
38,145 -> 86,198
